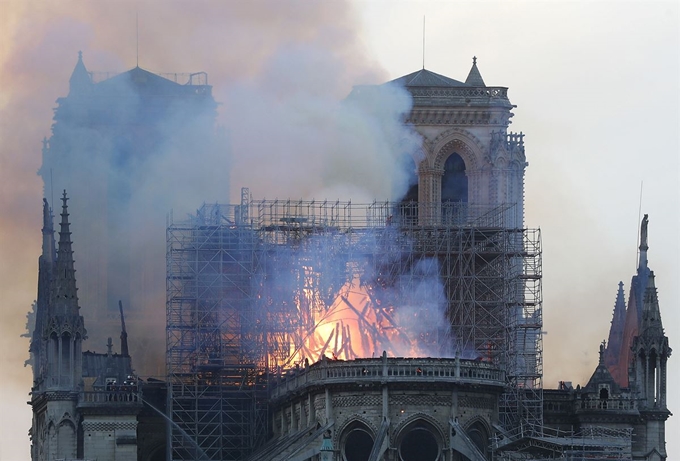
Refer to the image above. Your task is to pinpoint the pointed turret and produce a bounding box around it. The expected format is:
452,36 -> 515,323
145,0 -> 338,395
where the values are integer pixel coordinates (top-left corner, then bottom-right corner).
51,190 -> 80,316
68,50 -> 92,96
30,198 -> 56,386
42,198 -> 56,264
615,214 -> 654,388
604,281 -> 627,385
585,340 -> 621,395
465,56 -> 486,86
119,300 -> 129,357
629,216 -> 671,422
631,270 -> 671,413
638,272 -> 666,340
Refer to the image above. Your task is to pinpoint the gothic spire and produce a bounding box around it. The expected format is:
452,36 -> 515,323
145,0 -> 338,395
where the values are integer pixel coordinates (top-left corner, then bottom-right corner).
41,198 -> 55,265
31,198 -> 56,383
604,282 -> 626,364
639,271 -> 664,338
36,197 -> 56,328
465,56 -> 486,87
51,190 -> 80,316
68,50 -> 92,96
119,300 -> 129,357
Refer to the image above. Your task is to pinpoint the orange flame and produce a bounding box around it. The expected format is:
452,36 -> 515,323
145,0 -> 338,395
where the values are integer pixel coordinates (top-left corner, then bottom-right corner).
277,275 -> 419,367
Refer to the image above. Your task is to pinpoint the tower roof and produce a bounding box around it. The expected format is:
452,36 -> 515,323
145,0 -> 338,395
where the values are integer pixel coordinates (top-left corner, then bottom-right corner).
98,66 -> 185,95
369,58 -> 512,109
464,56 -> 486,86
388,68 -> 469,88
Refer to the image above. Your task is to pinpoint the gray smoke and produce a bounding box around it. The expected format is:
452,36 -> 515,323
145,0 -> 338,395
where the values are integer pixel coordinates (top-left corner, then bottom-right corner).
20,2 -> 424,379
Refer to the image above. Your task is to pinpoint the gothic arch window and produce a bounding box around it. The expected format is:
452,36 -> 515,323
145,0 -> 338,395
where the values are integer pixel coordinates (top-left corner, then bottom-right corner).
441,152 -> 467,225
396,419 -> 441,461
441,153 -> 468,204
465,420 -> 490,460
599,386 -> 610,400
61,332 -> 72,380
340,420 -> 374,461
57,419 -> 76,458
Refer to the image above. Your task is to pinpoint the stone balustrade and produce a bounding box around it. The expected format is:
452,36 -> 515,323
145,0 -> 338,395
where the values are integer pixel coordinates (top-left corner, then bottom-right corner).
408,86 -> 512,107
78,390 -> 142,407
271,357 -> 504,400
576,397 -> 637,412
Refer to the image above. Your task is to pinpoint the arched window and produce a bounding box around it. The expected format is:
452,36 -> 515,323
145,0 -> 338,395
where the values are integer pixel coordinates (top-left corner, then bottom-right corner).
465,421 -> 489,459
397,419 -> 441,461
441,153 -> 467,225
441,153 -> 467,203
61,333 -> 72,380
341,421 -> 374,461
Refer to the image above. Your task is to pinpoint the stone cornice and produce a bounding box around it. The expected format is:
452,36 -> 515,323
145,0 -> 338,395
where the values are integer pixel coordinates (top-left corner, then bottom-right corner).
639,408 -> 672,421
406,109 -> 510,127
82,420 -> 138,431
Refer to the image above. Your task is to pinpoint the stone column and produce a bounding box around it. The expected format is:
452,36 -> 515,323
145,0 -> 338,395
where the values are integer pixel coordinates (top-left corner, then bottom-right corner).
661,357 -> 667,407
418,166 -> 443,225
656,355 -> 661,406
70,335 -> 75,388
307,394 -> 313,427
325,388 -> 332,424
57,334 -> 63,387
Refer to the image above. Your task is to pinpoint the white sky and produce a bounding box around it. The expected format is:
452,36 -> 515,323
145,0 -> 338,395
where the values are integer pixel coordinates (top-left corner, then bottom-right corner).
0,1 -> 678,459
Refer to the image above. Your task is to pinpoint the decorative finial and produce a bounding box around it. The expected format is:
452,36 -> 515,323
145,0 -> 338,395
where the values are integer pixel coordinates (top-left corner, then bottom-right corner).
599,340 -> 606,363
473,56 -> 477,65
78,50 -> 83,60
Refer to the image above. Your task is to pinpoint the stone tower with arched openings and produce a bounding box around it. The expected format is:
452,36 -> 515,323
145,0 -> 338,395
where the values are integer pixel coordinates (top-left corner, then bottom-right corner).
389,57 -> 526,228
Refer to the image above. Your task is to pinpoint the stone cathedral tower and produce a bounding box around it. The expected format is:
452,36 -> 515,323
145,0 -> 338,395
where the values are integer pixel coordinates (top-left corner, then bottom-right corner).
352,57 -> 527,228
29,192 -> 86,461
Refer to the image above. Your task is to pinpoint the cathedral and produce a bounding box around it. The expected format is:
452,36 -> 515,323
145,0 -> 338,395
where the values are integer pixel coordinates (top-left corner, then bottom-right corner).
27,54 -> 670,461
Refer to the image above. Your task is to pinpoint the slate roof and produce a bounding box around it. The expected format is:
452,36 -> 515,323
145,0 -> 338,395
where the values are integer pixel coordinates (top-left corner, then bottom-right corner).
387,68 -> 470,88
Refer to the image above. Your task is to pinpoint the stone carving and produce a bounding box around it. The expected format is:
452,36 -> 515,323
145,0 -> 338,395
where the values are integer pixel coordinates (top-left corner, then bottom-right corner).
429,128 -> 485,170
390,395 -> 450,407
82,421 -> 138,431
332,395 -> 381,408
459,395 -> 495,410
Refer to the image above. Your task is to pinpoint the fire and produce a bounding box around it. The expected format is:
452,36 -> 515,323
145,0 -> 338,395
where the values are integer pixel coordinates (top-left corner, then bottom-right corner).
277,275 -> 420,368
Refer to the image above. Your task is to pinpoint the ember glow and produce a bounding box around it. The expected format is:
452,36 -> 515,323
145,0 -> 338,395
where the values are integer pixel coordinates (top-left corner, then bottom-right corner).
259,245 -> 453,370
290,276 -> 415,363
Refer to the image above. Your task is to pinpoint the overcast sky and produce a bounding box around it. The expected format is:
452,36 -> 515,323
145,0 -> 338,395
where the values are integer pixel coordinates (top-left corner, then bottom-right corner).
0,1 -> 678,459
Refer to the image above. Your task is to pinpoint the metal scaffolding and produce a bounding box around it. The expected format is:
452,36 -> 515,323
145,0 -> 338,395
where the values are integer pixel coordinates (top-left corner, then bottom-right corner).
166,190 -> 542,460
166,194 -> 268,461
